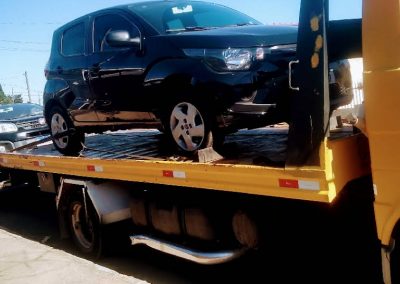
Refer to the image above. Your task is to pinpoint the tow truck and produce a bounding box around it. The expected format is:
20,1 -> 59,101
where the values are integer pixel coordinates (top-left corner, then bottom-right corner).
0,0 -> 398,282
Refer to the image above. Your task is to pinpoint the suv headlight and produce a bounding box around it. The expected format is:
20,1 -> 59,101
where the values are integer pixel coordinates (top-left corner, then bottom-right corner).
184,47 -> 266,72
222,49 -> 253,71
0,123 -> 18,133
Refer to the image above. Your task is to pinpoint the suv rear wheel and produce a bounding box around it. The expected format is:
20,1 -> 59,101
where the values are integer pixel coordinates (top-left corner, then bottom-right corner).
49,105 -> 84,155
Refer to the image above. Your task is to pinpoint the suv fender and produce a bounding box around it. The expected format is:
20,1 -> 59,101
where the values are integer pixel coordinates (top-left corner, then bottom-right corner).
144,58 -> 206,89
43,79 -> 75,116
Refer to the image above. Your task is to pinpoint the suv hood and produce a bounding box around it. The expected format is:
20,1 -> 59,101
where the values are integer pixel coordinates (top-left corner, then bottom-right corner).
164,25 -> 298,49
0,114 -> 43,123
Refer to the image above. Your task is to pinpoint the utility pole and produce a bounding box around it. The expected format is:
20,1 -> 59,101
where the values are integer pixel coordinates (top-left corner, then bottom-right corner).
23,71 -> 32,103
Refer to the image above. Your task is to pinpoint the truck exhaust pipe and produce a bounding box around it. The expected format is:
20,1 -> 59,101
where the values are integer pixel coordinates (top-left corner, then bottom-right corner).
130,235 -> 247,265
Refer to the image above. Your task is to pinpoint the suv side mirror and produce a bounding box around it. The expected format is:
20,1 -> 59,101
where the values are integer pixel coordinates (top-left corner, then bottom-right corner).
106,30 -> 141,48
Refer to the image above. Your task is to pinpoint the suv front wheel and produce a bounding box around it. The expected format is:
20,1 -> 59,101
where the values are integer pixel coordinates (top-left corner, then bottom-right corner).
166,100 -> 216,153
49,105 -> 84,155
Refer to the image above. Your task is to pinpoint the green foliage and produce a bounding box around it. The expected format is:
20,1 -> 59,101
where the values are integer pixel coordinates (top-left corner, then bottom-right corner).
0,83 -> 15,104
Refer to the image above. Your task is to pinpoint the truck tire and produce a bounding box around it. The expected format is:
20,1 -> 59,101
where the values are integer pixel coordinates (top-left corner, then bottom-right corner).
49,105 -> 84,156
68,196 -> 102,258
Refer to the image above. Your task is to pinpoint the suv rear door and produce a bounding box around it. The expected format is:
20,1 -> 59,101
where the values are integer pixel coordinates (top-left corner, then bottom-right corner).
88,11 -> 153,123
59,19 -> 97,122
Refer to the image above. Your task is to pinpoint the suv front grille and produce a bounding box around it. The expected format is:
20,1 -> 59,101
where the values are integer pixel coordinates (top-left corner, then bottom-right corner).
16,120 -> 45,130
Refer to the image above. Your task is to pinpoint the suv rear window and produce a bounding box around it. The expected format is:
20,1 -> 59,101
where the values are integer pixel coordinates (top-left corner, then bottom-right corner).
62,23 -> 85,56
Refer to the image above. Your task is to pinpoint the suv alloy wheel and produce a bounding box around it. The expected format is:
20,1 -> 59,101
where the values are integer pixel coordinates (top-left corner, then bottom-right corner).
49,105 -> 84,155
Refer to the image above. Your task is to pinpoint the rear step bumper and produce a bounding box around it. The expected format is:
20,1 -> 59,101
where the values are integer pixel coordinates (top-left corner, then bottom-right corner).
130,235 -> 247,265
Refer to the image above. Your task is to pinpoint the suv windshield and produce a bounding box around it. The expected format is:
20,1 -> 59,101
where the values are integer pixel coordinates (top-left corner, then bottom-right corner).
129,1 -> 262,34
0,104 -> 43,120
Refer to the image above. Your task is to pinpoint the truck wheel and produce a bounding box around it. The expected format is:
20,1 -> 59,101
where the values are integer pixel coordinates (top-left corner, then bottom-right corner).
68,197 -> 102,257
166,100 -> 216,153
49,105 -> 84,155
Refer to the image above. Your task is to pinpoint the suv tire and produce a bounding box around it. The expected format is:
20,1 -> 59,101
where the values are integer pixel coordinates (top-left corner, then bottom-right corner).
166,100 -> 216,153
49,105 -> 84,155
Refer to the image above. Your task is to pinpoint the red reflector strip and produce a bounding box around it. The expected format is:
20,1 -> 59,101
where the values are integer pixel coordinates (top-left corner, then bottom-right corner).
163,170 -> 174,178
87,165 -> 103,172
279,179 -> 299,189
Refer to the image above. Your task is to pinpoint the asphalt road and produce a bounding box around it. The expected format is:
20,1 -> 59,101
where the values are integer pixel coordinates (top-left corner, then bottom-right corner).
0,185 -> 383,283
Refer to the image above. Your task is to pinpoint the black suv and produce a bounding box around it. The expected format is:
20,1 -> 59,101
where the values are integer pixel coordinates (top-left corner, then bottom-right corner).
44,1 -> 352,155
0,103 -> 48,152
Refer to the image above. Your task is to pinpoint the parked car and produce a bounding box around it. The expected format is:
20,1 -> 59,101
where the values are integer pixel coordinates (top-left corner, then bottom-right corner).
43,0 -> 353,155
0,103 -> 49,152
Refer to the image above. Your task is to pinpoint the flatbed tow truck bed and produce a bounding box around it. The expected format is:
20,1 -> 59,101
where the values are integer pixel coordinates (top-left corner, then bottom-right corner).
0,126 -> 367,203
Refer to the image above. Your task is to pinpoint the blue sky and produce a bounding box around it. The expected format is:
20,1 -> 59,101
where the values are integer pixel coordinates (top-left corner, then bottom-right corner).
0,0 -> 361,104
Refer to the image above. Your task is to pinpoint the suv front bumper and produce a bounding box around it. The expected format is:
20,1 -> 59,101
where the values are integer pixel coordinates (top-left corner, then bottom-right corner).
229,101 -> 276,115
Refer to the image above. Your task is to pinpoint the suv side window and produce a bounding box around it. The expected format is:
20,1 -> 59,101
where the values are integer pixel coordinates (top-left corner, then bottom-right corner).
93,14 -> 140,53
62,23 -> 85,56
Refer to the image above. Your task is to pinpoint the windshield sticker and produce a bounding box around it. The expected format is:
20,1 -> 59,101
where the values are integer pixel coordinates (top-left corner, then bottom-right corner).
172,5 -> 193,14
0,107 -> 13,113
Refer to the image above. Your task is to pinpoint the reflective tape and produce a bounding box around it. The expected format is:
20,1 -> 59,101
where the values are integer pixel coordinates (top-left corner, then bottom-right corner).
33,161 -> 45,167
163,170 -> 186,179
279,179 -> 299,189
87,165 -> 103,172
279,179 -> 320,191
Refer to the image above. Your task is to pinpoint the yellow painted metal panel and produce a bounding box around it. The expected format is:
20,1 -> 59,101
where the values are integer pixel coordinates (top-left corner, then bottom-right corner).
373,170 -> 400,245
326,134 -> 372,201
363,0 -> 400,72
364,71 -> 400,133
0,132 -> 371,205
363,0 -> 400,245
0,153 -> 330,203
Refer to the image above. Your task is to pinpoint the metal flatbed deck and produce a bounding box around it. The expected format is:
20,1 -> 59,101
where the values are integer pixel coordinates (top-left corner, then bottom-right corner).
0,127 -> 368,203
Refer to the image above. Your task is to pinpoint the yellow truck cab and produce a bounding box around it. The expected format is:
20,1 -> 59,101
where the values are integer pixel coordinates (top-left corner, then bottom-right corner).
363,0 -> 400,282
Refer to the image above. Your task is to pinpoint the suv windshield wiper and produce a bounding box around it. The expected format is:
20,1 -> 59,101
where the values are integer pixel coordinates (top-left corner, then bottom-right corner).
166,26 -> 212,33
224,23 -> 258,28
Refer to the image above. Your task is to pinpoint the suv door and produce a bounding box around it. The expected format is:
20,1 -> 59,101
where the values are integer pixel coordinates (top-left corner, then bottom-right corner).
59,20 -> 97,122
88,12 -> 153,123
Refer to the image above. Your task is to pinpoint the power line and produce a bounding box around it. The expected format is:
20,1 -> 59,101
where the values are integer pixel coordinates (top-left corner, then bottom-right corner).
0,46 -> 49,53
0,75 -> 22,80
0,22 -> 62,26
0,39 -> 50,45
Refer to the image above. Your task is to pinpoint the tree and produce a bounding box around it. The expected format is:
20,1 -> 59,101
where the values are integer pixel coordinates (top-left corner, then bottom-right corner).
0,83 -> 14,104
